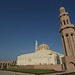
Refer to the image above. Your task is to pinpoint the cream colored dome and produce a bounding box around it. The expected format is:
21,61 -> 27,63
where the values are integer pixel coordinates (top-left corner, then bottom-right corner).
38,44 -> 50,50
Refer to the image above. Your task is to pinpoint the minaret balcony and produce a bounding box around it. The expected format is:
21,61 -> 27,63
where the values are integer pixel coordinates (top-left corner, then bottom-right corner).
58,12 -> 69,19
59,24 -> 75,33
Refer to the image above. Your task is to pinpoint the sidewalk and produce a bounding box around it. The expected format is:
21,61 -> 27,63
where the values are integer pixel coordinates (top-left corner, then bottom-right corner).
0,70 -> 35,75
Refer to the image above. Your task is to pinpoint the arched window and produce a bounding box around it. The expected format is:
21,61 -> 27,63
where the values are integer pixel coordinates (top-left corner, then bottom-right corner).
66,19 -> 69,24
63,20 -> 66,25
1,63 -> 2,65
66,34 -> 68,37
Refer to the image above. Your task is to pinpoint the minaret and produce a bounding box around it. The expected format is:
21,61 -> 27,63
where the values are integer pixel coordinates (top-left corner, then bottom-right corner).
58,7 -> 75,71
59,7 -> 75,56
35,40 -> 38,52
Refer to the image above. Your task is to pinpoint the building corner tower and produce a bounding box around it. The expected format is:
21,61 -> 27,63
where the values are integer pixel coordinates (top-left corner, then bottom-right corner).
59,7 -> 75,70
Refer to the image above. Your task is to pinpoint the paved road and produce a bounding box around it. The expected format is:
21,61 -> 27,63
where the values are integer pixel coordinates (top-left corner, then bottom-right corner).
0,70 -> 35,75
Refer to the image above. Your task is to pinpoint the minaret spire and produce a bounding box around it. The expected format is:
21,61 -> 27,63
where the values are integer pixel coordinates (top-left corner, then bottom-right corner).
59,7 -> 75,56
35,40 -> 38,52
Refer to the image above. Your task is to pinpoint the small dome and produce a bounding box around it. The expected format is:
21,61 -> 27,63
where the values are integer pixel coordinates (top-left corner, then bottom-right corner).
59,7 -> 65,13
38,44 -> 50,51
60,7 -> 65,10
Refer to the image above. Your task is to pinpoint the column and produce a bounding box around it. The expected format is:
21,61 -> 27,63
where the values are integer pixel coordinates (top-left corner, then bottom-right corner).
61,35 -> 66,56
69,34 -> 75,56
64,35 -> 72,56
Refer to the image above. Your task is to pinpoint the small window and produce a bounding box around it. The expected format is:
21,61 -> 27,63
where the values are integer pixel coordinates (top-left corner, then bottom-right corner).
51,63 -> 53,65
66,34 -> 68,37
71,34 -> 73,36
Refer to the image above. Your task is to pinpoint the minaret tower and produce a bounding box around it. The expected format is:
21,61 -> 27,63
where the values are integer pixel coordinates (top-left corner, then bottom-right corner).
59,7 -> 75,70
35,40 -> 38,52
59,7 -> 75,56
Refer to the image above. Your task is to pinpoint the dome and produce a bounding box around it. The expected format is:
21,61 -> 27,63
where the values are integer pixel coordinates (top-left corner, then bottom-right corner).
38,44 -> 50,51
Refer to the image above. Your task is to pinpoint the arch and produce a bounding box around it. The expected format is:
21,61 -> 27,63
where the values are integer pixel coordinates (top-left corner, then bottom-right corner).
1,63 -> 2,65
69,62 -> 75,70
69,62 -> 75,65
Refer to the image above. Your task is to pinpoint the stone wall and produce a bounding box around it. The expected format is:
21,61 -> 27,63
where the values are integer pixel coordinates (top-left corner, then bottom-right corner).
8,65 -> 34,69
0,61 -> 16,69
34,65 -> 62,71
8,65 -> 62,71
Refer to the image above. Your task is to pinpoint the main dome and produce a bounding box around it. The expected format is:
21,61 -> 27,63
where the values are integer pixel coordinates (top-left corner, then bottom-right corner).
38,44 -> 50,50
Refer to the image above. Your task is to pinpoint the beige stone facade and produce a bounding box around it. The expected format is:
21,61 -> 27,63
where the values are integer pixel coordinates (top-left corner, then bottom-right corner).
17,42 -> 64,66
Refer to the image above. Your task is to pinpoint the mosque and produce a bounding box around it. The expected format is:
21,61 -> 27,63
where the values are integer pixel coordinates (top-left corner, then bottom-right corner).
17,6 -> 75,71
17,40 -> 64,66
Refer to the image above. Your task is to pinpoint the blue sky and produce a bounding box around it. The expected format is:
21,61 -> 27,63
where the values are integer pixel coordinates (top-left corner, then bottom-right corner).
0,0 -> 75,61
